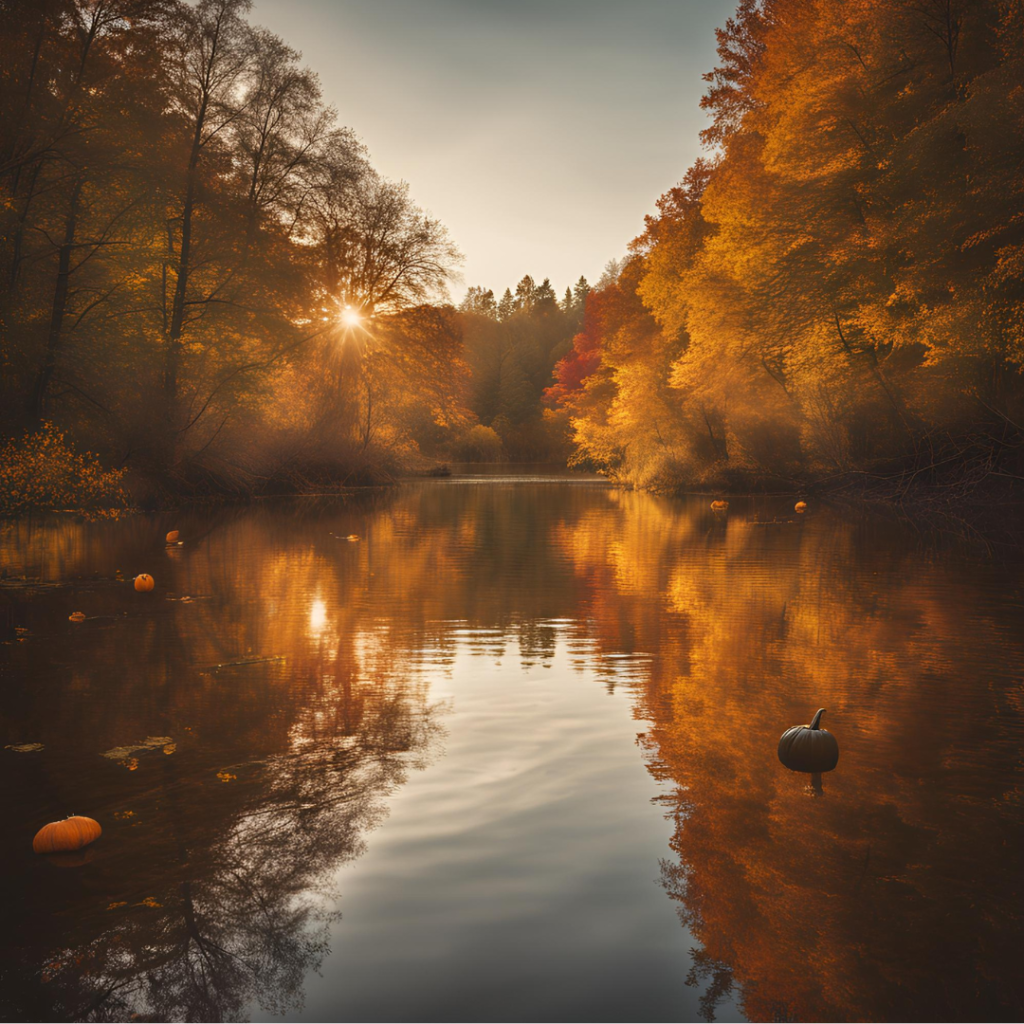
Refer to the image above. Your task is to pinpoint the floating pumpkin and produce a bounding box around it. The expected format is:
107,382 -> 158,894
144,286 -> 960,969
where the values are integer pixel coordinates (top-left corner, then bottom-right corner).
32,815 -> 102,854
710,500 -> 729,512
795,501 -> 807,513
778,708 -> 839,773
165,530 -> 179,544
68,611 -> 86,623
134,573 -> 155,592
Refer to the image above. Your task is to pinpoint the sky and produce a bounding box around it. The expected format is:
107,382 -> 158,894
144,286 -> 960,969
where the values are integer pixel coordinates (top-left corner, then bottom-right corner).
251,0 -> 739,302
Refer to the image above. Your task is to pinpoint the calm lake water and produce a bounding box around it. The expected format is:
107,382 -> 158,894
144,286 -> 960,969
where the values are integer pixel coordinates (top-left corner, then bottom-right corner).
2,477 -> 1022,1022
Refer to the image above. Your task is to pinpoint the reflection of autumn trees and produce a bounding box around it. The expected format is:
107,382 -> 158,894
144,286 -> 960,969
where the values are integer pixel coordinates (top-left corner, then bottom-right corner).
555,493 -> 1024,1022
1,485 -> 608,1019
6,662 -> 441,1019
1,510 -> 449,1019
11,706 -> 431,1022
3,487 -> 1023,1021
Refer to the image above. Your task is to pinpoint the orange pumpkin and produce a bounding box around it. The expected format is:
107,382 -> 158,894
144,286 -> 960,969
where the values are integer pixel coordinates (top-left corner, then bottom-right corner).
795,501 -> 807,513
710,500 -> 729,512
68,611 -> 86,623
165,530 -> 179,544
134,573 -> 155,592
33,816 -> 102,854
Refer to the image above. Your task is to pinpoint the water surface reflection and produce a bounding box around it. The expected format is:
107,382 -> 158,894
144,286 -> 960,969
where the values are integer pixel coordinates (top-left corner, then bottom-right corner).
1,484 -> 1022,1021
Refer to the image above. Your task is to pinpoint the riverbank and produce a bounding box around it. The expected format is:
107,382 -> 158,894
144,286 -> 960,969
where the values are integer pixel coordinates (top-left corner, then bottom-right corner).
5,442 -> 1022,551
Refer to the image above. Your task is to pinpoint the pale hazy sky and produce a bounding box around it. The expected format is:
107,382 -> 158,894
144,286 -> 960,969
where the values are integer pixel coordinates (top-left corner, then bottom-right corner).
252,0 -> 738,300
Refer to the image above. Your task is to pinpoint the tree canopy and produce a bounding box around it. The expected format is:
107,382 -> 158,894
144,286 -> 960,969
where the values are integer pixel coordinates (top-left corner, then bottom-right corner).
551,0 -> 1024,502
0,0 -> 465,499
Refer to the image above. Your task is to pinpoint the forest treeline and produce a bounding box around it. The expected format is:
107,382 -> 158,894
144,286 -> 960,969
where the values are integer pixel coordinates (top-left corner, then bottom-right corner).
550,0 -> 1024,504
0,0 -> 583,510
4,0 -> 1024,512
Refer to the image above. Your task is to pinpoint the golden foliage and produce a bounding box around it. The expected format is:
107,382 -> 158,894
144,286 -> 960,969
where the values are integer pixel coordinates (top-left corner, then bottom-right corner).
0,423 -> 127,515
560,0 -> 1024,494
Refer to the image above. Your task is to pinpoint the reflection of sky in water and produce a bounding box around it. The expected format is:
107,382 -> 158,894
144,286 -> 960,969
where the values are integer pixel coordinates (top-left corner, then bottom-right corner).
274,634 -> 737,1023
308,597 -> 327,637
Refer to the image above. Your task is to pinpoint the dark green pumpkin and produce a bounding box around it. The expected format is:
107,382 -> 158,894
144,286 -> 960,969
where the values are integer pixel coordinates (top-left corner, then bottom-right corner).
778,708 -> 839,773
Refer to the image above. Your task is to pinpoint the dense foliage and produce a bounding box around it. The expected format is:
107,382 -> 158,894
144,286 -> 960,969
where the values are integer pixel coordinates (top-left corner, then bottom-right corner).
551,0 -> 1024,501
0,421 -> 126,513
0,0 -> 469,502
5,0 -> 1022,509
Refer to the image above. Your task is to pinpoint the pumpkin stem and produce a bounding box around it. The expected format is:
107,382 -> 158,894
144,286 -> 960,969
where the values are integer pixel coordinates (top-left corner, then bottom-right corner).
809,708 -> 826,730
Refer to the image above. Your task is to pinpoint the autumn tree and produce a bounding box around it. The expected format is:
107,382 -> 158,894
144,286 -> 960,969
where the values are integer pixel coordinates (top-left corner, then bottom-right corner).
558,0 -> 1024,499
0,0 -> 466,499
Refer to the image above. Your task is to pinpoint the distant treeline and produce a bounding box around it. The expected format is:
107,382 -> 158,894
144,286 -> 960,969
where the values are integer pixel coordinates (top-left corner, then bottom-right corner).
456,274 -> 591,462
0,0 -> 586,510
548,0 -> 1024,506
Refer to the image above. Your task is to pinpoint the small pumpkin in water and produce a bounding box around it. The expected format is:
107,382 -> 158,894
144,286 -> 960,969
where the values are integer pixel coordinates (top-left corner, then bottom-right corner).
165,530 -> 179,544
795,501 -> 807,513
134,574 -> 155,592
33,815 -> 102,854
710,500 -> 729,512
68,611 -> 86,623
778,708 -> 839,773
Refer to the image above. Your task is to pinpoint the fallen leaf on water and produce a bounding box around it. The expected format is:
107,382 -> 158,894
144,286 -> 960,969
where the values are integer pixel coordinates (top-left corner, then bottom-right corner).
206,655 -> 284,671
121,758 -> 139,771
68,611 -> 86,622
163,743 -> 176,754
217,771 -> 237,783
101,736 -> 173,760
113,810 -> 135,820
5,742 -> 44,752
135,897 -> 162,908
107,901 -> 128,910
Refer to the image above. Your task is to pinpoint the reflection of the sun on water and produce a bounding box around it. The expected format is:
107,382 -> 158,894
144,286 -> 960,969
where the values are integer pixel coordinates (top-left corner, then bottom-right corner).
308,597 -> 327,637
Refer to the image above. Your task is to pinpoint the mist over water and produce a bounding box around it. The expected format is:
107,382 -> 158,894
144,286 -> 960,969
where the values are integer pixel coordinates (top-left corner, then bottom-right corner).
2,479 -> 1022,1022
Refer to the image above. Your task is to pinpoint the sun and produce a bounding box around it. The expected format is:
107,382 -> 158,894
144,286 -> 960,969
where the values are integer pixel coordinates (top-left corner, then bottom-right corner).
341,307 -> 362,328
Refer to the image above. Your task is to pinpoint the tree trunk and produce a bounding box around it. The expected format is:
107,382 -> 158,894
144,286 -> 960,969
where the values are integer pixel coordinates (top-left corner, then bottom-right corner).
165,99 -> 208,408
29,174 -> 83,421
7,160 -> 42,293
